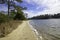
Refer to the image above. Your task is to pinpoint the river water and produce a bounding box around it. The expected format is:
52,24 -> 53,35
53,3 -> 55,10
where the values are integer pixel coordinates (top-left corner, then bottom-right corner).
29,19 -> 60,40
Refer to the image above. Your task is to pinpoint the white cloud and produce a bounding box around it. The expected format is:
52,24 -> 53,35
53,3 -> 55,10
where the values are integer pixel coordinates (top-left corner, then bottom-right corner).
23,10 -> 35,18
24,0 -> 32,4
0,4 -> 8,11
24,0 -> 60,17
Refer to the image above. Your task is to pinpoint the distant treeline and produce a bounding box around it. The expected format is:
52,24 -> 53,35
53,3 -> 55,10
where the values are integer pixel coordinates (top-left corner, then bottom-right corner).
29,13 -> 60,19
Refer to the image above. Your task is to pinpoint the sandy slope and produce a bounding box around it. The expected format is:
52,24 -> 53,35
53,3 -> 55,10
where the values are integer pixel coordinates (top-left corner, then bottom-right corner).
0,21 -> 37,40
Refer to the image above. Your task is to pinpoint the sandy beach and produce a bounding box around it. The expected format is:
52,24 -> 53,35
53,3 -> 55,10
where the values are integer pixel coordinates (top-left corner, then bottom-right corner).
0,21 -> 37,40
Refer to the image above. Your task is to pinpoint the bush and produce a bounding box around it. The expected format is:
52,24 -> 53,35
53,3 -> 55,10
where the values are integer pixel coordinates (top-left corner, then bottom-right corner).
14,12 -> 26,20
0,13 -> 9,24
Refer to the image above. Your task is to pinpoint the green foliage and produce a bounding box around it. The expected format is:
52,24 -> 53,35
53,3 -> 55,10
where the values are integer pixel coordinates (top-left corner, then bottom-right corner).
0,0 -> 27,20
16,0 -> 23,2
10,10 -> 16,18
29,13 -> 60,19
14,11 -> 26,20
0,12 -> 9,24
9,0 -> 27,20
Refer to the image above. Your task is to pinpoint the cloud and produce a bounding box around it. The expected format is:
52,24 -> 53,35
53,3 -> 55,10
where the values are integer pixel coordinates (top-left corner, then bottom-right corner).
0,4 -> 8,11
23,10 -> 35,18
23,0 -> 60,17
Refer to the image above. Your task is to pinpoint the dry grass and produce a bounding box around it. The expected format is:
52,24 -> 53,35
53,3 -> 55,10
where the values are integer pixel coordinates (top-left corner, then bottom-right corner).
0,20 -> 22,38
0,21 -> 37,40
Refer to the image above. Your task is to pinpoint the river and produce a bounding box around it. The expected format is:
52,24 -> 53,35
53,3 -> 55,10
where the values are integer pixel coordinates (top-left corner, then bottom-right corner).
29,19 -> 60,40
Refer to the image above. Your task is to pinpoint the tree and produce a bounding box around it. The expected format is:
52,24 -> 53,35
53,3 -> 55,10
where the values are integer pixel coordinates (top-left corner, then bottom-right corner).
0,12 -> 8,24
14,12 -> 26,20
0,0 -> 26,20
0,0 -> 23,15
7,0 -> 23,16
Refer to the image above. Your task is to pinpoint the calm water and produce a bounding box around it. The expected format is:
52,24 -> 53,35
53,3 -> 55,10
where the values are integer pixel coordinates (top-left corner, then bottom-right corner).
30,19 -> 60,40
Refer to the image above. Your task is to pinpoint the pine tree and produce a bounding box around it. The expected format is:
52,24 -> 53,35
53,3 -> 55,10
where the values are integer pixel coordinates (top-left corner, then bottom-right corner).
0,0 -> 27,20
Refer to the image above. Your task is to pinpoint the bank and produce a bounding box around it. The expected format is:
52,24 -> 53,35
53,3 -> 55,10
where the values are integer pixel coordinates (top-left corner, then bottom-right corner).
0,21 -> 38,40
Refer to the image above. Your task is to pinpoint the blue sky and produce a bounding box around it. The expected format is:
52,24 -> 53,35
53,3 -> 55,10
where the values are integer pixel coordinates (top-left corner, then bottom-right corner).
22,0 -> 60,17
15,0 -> 48,17
20,1 -> 47,11
0,4 -> 8,11
0,0 -> 60,17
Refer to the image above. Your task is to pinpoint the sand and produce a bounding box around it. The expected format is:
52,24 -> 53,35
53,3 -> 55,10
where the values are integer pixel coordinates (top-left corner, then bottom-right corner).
0,21 -> 37,40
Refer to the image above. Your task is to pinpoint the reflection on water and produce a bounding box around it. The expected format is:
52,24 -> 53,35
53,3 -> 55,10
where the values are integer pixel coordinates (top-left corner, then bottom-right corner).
30,19 -> 60,40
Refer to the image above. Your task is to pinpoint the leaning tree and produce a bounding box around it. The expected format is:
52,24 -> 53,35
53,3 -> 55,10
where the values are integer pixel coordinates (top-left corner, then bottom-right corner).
0,0 -> 27,20
0,0 -> 23,15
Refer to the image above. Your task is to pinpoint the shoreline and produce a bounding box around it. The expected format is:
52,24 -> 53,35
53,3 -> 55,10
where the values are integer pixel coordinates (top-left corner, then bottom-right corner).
0,21 -> 38,40
28,21 -> 43,40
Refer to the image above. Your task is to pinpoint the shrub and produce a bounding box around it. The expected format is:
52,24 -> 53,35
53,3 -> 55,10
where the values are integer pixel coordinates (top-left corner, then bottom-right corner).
0,13 -> 9,24
14,12 -> 26,20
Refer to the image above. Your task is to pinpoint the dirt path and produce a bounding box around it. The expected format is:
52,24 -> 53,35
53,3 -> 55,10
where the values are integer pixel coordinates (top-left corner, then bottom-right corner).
0,21 -> 37,40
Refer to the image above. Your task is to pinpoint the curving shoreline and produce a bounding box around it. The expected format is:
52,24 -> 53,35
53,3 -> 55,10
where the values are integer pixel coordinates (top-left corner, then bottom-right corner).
28,21 -> 43,40
0,21 -> 38,40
